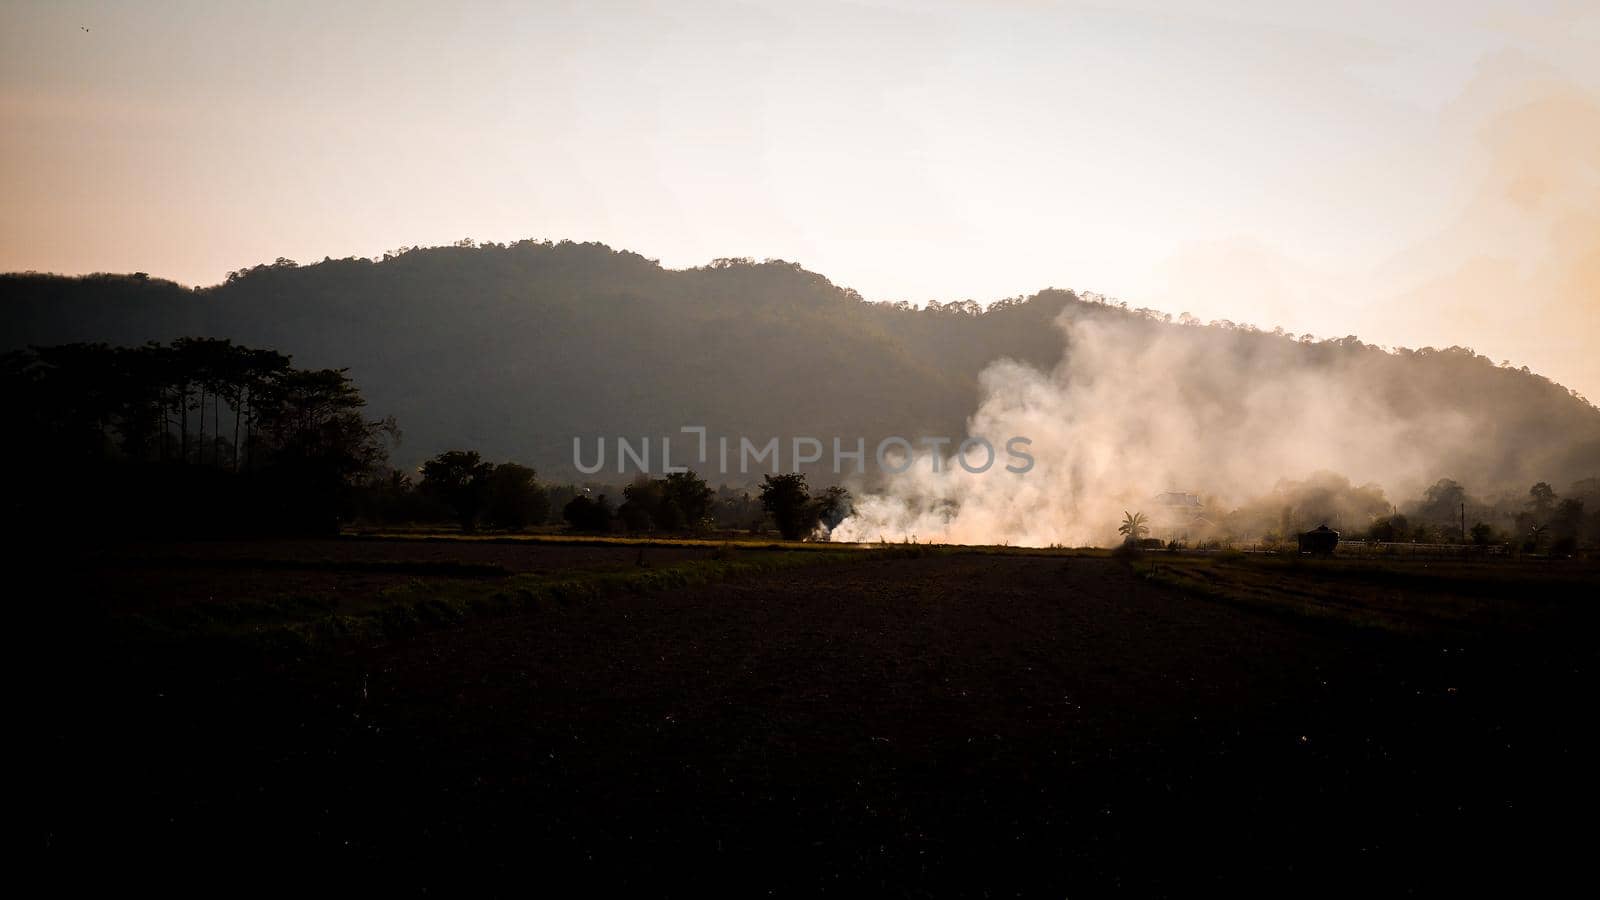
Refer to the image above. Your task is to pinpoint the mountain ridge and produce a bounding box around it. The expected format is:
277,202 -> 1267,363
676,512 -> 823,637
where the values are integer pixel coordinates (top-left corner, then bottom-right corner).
4,240 -> 1596,493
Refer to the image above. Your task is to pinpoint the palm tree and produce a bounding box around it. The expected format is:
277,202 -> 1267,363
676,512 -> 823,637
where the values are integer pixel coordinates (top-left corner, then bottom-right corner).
1118,510 -> 1150,544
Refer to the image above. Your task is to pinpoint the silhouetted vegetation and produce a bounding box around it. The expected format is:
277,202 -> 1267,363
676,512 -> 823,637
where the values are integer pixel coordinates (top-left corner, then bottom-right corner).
563,493 -> 614,532
1203,471 -> 1599,553
616,470 -> 716,533
815,485 -> 853,531
419,450 -> 495,532
1118,510 -> 1150,544
758,473 -> 851,540
1,340 -> 393,534
483,463 -> 550,531
417,451 -> 556,533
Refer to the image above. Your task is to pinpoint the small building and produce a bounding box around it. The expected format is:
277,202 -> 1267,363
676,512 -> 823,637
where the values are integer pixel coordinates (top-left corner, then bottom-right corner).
1298,524 -> 1340,556
1152,491 -> 1212,546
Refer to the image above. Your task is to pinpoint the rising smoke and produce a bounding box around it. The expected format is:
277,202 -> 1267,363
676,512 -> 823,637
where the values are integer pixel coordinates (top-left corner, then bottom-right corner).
834,65 -> 1600,548
830,305 -> 1558,547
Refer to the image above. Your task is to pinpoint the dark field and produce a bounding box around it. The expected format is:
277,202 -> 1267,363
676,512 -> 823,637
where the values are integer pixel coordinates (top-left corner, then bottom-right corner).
64,537 -> 717,616
33,539 -> 1600,894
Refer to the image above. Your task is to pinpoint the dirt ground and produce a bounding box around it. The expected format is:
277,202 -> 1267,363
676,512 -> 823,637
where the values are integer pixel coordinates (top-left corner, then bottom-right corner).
34,549 -> 1598,895
60,537 -> 712,614
83,535 -> 715,573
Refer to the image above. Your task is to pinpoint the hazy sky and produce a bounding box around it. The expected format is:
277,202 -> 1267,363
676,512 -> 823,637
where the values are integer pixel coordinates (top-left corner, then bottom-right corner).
3,1 -> 1597,397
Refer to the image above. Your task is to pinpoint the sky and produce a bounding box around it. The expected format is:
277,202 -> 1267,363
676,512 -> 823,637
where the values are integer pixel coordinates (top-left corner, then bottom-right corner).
3,0 -> 1597,398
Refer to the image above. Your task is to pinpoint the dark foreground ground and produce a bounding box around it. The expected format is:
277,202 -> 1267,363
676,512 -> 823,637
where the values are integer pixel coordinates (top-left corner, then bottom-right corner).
31,540 -> 1600,895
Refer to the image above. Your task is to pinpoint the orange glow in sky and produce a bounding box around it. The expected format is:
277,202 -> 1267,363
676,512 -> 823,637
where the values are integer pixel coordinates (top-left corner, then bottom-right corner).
3,1 -> 1597,397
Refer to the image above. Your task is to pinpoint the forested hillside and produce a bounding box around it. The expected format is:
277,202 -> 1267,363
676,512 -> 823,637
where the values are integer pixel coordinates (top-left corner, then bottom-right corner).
4,239 -> 1596,491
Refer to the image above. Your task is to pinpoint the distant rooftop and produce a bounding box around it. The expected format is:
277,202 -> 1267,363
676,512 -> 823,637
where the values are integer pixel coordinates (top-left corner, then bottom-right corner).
1154,491 -> 1203,508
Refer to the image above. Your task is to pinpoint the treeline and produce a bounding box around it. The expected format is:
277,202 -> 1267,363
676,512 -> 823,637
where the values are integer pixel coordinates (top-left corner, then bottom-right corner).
2,339 -> 855,540
3,340 -> 393,535
1206,471 -> 1598,554
353,452 -> 851,540
1363,478 -> 1595,554
562,471 -> 849,539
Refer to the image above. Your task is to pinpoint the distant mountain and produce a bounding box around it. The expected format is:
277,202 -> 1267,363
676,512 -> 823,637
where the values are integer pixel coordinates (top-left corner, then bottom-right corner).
3,240 -> 1597,491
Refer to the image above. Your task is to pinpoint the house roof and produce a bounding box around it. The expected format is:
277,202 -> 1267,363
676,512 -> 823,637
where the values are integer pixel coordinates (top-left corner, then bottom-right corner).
1154,491 -> 1203,508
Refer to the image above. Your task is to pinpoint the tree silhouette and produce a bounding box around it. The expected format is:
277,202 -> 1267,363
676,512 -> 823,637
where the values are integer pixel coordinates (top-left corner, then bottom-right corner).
1118,510 -> 1150,544
1528,482 -> 1557,519
483,462 -> 548,531
0,340 -> 388,534
563,493 -> 612,532
816,485 -> 852,531
760,473 -> 815,540
619,476 -> 667,532
1418,478 -> 1467,525
662,470 -> 715,530
420,450 -> 494,532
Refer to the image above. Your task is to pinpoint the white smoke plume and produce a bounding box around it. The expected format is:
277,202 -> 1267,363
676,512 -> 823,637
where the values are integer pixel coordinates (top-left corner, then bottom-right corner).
831,306 -> 1491,547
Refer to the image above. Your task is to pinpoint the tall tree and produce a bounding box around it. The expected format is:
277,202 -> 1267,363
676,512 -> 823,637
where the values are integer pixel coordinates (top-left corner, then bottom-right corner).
760,473 -> 815,540
1528,482 -> 1558,520
662,470 -> 715,530
420,450 -> 495,532
483,462 -> 548,531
